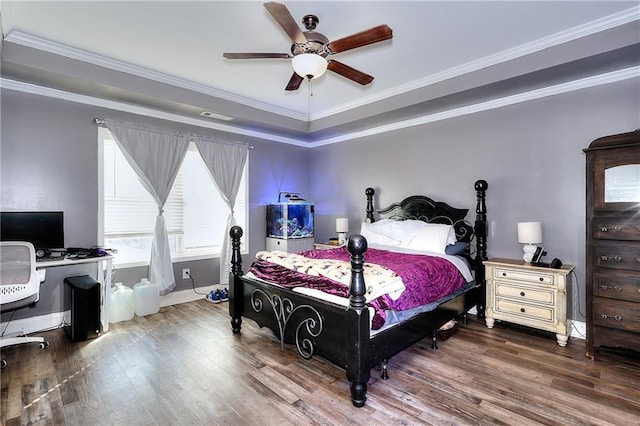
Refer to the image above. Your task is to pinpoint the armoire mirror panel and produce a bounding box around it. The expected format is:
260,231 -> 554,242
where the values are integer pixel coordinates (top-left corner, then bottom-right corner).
604,164 -> 640,203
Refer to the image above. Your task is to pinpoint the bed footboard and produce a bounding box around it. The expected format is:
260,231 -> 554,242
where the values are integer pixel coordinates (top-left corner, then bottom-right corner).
229,226 -> 373,407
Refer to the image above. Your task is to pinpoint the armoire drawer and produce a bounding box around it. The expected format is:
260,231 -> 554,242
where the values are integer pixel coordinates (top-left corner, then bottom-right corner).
493,268 -> 554,285
593,242 -> 640,271
592,299 -> 640,333
593,216 -> 640,241
593,271 -> 640,303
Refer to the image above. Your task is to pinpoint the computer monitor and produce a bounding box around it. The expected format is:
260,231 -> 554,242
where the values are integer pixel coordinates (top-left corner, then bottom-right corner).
0,211 -> 65,250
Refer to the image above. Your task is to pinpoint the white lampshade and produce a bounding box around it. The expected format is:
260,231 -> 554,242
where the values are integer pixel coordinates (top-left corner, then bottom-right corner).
292,53 -> 328,79
336,218 -> 350,233
517,222 -> 542,244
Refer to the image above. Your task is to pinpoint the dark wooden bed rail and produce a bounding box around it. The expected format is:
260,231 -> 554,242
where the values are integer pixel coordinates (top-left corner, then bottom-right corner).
228,179 -> 488,407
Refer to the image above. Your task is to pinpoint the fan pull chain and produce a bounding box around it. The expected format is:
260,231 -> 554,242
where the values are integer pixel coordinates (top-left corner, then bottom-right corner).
308,79 -> 312,125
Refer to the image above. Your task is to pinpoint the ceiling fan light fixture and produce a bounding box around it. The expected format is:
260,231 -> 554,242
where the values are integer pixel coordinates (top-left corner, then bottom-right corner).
292,53 -> 327,80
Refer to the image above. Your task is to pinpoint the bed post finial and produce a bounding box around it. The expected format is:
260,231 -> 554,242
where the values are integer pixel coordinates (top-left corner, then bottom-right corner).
365,187 -> 375,223
229,225 -> 244,333
348,234 -> 368,308
230,226 -> 243,276
474,180 -> 488,318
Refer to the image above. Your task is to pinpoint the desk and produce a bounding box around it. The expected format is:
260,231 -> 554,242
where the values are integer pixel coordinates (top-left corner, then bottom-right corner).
36,255 -> 114,332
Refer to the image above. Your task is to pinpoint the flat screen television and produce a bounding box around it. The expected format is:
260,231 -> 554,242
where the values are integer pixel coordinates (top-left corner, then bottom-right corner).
0,211 -> 65,250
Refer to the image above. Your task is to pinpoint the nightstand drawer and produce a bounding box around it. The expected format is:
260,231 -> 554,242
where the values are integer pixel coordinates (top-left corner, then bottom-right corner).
495,283 -> 554,305
495,299 -> 554,322
493,267 -> 554,285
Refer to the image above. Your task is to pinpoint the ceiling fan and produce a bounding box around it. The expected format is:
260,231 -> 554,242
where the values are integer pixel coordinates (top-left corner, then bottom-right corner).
223,2 -> 393,91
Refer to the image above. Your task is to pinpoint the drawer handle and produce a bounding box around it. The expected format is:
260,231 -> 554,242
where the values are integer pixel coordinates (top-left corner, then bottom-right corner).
600,226 -> 622,232
539,277 -> 544,282
520,291 -> 526,297
600,313 -> 622,321
520,308 -> 525,313
600,285 -> 623,292
600,255 -> 622,262
502,272 -> 507,277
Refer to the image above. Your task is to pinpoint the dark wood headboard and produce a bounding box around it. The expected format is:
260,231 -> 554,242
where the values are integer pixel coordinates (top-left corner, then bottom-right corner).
364,180 -> 489,293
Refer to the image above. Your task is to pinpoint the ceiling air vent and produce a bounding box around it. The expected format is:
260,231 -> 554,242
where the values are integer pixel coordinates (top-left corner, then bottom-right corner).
199,111 -> 233,121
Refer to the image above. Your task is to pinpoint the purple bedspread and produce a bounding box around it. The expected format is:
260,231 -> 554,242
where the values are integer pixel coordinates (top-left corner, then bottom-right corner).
301,247 -> 467,311
249,258 -> 391,329
248,247 -> 467,330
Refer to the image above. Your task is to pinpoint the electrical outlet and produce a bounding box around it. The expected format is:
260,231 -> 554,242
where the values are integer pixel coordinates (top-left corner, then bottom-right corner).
182,268 -> 190,279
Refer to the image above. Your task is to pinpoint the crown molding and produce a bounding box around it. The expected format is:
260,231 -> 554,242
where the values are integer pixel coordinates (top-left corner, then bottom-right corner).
0,78 -> 310,147
311,5 -> 640,121
3,65 -> 636,148
308,66 -> 640,147
5,6 -> 638,125
3,31 -> 308,122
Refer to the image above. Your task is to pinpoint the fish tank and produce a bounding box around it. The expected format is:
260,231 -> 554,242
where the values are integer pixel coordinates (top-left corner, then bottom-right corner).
267,202 -> 314,239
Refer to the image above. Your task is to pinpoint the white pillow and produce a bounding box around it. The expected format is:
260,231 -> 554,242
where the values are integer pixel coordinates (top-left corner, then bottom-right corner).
360,221 -> 402,246
403,223 -> 457,254
364,219 -> 428,245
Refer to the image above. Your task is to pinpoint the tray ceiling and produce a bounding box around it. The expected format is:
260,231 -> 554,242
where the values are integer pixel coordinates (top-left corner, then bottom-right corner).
1,1 -> 638,145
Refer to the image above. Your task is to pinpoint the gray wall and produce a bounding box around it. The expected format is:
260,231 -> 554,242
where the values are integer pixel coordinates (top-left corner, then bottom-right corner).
1,89 -> 310,321
309,78 -> 640,322
2,78 -> 639,324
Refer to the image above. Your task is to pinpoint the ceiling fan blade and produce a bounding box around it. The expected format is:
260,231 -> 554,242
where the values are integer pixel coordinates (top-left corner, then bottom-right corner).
223,52 -> 291,59
327,60 -> 374,85
285,73 -> 304,91
264,2 -> 307,45
326,24 -> 393,54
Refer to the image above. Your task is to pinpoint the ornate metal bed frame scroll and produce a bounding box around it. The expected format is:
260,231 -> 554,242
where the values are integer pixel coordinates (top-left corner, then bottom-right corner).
228,179 -> 488,407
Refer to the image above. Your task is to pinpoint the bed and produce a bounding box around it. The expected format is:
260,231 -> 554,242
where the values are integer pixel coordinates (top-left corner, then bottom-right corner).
228,180 -> 488,407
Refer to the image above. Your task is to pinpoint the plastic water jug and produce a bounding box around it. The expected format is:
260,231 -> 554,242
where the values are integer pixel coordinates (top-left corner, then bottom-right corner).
109,283 -> 135,323
133,278 -> 160,316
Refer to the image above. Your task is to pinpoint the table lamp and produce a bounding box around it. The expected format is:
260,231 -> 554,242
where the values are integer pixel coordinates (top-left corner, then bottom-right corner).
336,218 -> 349,246
517,222 -> 542,263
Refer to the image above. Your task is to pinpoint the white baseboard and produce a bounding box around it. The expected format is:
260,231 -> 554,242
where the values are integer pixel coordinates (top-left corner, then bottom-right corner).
468,307 -> 587,341
1,285 -> 228,336
159,284 -> 225,307
4,290 -> 585,342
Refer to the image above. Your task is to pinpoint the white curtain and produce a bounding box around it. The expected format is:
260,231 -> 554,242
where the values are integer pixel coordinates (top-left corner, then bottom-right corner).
195,139 -> 248,285
105,120 -> 190,295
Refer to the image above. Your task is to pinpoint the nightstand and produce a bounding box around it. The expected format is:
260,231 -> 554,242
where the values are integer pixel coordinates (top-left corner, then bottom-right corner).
484,258 -> 575,346
313,242 -> 341,250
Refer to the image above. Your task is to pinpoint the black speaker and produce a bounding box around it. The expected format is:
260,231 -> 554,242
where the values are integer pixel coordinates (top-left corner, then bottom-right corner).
64,275 -> 101,342
550,258 -> 563,269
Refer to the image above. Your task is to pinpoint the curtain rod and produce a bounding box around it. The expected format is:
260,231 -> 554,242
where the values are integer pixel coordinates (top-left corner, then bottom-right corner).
93,118 -> 255,150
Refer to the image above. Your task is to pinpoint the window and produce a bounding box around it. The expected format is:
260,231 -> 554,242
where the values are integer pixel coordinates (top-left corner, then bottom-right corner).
99,129 -> 248,266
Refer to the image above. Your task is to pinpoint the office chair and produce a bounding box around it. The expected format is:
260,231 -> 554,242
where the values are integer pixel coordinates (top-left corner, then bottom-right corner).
0,241 -> 49,368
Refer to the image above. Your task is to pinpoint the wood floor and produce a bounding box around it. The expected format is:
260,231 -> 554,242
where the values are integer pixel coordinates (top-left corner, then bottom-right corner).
2,299 -> 639,425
